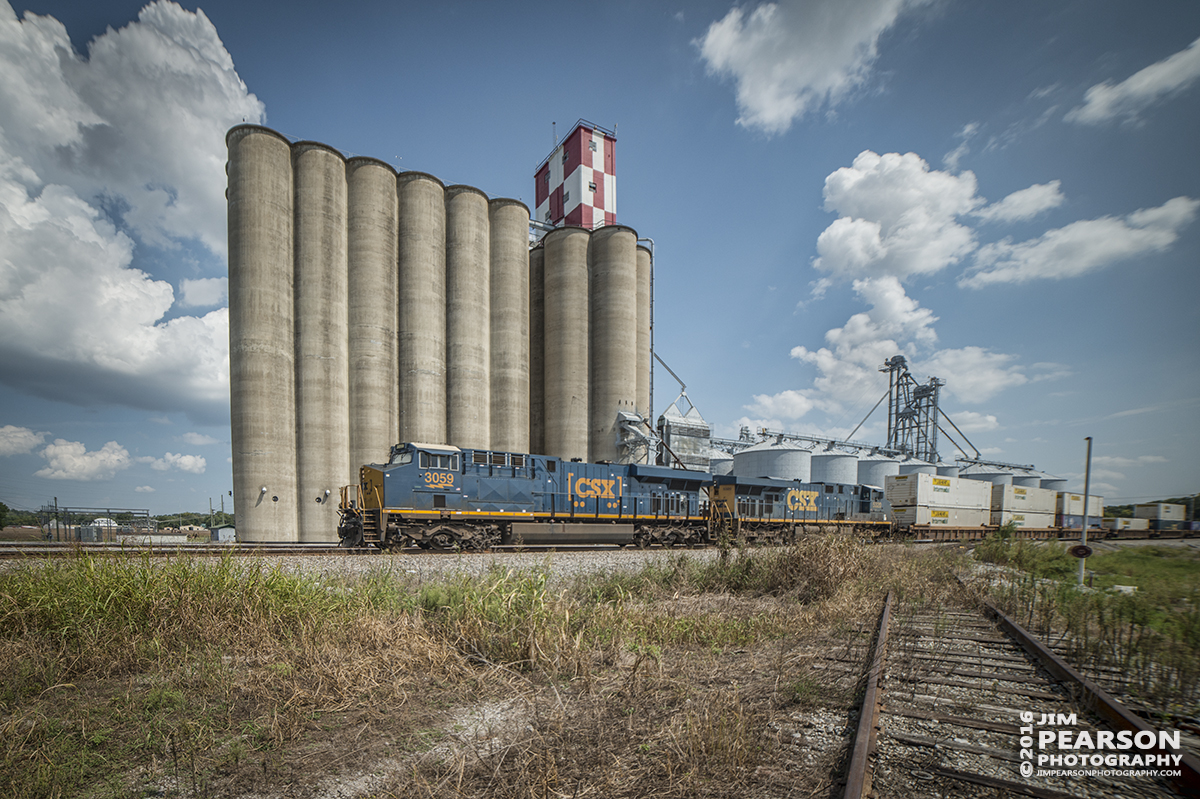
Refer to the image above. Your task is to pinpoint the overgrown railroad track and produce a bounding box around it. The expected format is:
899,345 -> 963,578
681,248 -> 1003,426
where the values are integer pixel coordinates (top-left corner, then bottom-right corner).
838,592 -> 1200,798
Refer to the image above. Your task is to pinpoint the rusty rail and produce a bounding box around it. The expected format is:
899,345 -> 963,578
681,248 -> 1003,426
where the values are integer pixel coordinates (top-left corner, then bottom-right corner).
843,590 -> 892,799
982,597 -> 1200,797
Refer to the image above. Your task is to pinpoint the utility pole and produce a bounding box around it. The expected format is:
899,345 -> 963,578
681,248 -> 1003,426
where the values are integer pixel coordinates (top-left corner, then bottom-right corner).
1079,437 -> 1093,587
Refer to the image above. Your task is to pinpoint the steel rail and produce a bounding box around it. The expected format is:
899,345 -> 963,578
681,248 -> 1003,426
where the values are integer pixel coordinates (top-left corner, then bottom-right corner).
843,589 -> 892,799
981,597 -> 1200,797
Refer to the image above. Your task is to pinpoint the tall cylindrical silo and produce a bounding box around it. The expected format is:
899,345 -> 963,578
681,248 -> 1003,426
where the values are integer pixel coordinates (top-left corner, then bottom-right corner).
528,245 -> 545,455
346,157 -> 398,472
542,226 -> 590,461
733,440 -> 812,480
445,185 -> 490,449
588,225 -> 638,463
812,452 -> 858,484
858,454 -> 899,488
635,244 -> 651,426
227,125 -> 297,543
292,142 -> 349,543
397,172 -> 447,444
488,198 -> 530,453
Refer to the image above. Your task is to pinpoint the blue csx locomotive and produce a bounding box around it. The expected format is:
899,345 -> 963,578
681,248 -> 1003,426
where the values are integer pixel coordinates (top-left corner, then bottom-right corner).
336,442 -> 891,549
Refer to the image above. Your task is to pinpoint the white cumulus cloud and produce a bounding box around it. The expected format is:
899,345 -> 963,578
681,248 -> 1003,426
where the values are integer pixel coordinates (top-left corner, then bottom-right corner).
696,0 -> 931,135
178,277 -> 228,308
0,424 -> 45,455
180,432 -> 218,445
137,452 -> 207,474
961,196 -> 1199,288
1066,36 -> 1200,125
974,181 -> 1065,223
134,485 -> 156,493
944,410 -> 999,432
36,439 -> 131,480
0,1 -> 262,423
814,151 -> 981,282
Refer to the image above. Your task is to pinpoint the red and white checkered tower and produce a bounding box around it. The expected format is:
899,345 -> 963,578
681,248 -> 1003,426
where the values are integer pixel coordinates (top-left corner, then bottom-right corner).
534,120 -> 616,229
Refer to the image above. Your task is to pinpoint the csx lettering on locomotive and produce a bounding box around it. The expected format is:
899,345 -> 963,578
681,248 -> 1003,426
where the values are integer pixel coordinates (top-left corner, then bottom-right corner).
573,477 -> 619,498
785,489 -> 819,512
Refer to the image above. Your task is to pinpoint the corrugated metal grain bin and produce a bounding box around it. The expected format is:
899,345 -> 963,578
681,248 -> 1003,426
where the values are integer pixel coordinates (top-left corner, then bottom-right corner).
892,506 -> 989,527
1011,472 -> 1043,487
898,460 -> 936,476
1134,503 -> 1185,521
811,452 -> 858,484
1101,517 -> 1149,531
990,484 -> 1057,513
936,462 -> 960,478
710,457 -> 734,476
960,469 -> 1013,486
1040,476 -> 1069,492
885,473 -> 990,510
990,510 -> 1056,528
732,440 -> 811,480
857,454 -> 899,488
1057,492 -> 1104,517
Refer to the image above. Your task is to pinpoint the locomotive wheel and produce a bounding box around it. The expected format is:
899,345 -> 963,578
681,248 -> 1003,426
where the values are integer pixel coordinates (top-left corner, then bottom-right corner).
429,531 -> 457,550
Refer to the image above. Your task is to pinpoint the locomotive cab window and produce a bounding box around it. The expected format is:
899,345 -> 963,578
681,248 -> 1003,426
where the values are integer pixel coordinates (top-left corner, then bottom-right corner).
389,450 -> 413,466
419,452 -> 459,470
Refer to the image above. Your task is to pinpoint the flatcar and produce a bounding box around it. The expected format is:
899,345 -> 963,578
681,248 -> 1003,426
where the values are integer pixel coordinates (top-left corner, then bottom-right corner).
336,442 -> 892,549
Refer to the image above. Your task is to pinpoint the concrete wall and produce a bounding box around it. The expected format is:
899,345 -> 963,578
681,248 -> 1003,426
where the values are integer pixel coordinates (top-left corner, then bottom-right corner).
528,245 -> 545,456
292,142 -> 349,543
542,226 -> 591,462
397,172 -> 447,444
227,126 -> 297,542
445,185 -> 491,449
346,157 -> 398,473
489,199 -> 530,453
588,226 -> 638,462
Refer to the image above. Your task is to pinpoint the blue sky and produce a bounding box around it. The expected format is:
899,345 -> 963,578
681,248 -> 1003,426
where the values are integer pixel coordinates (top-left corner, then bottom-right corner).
1,0 -> 1197,516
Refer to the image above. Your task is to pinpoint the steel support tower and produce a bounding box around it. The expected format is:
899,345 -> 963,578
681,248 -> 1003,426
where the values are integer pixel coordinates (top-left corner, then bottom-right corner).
880,356 -> 944,463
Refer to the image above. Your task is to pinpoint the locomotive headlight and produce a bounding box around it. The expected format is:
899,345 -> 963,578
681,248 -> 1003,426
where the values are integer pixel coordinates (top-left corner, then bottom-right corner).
260,486 -> 268,494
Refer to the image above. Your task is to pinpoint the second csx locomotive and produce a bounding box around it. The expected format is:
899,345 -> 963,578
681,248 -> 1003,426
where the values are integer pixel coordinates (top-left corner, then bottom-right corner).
337,442 -> 891,549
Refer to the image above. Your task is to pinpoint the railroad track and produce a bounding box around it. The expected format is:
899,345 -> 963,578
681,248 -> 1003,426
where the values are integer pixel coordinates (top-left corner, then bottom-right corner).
841,591 -> 1200,798
0,541 -> 642,559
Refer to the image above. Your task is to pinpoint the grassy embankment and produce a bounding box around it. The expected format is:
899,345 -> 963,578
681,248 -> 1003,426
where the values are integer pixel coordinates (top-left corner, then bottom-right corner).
974,531 -> 1200,715
1,539 -> 964,798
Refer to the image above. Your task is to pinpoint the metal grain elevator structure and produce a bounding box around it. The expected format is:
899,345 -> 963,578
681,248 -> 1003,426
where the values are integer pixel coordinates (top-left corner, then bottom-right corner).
226,124 -> 651,543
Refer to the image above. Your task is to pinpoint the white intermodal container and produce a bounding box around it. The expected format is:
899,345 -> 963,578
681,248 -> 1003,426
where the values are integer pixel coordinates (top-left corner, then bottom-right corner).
885,473 -> 991,511
990,510 -> 1057,529
991,484 -> 1057,513
893,506 -> 990,526
1134,503 -> 1185,521
1102,517 -> 1150,531
1056,492 -> 1104,517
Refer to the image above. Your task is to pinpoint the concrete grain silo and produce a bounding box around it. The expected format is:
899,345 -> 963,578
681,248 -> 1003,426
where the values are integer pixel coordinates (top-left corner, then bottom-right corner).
542,226 -> 591,461
292,142 -> 349,542
528,245 -> 545,455
488,199 -> 530,453
346,157 -> 399,470
635,244 -> 652,422
397,172 -> 447,444
227,125 -> 297,542
588,226 -> 638,462
445,185 -> 491,449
